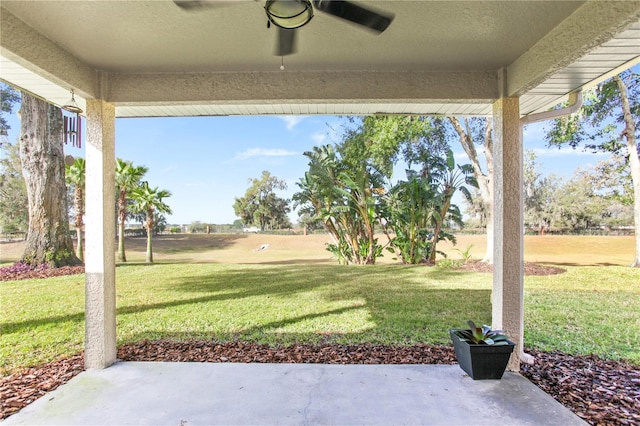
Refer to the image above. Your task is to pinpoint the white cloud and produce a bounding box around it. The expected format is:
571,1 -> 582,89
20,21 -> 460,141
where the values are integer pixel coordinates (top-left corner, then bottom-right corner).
311,132 -> 326,144
160,165 -> 180,173
233,148 -> 299,161
530,147 -> 608,158
279,116 -> 305,130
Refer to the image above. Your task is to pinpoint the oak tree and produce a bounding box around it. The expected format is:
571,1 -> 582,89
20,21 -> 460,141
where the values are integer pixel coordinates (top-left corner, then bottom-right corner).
18,93 -> 81,266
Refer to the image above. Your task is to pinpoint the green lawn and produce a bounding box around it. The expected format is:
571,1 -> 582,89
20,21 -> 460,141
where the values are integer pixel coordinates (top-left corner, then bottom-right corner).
2,261 -> 638,374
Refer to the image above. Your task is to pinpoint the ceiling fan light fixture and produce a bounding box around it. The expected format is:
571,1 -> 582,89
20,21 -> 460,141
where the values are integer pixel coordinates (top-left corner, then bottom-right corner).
265,0 -> 313,29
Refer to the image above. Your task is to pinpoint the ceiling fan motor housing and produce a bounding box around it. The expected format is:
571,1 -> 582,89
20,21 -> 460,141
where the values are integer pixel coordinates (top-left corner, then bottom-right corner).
265,0 -> 314,29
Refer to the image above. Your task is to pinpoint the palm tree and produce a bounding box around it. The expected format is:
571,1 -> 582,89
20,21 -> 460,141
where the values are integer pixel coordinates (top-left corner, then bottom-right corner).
115,159 -> 148,262
65,157 -> 85,261
130,181 -> 172,263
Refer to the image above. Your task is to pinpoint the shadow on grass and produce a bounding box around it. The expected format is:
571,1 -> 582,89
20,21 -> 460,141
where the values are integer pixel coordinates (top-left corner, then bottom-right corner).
116,262 -> 188,267
234,258 -> 335,266
117,264 -> 491,345
122,234 -> 248,255
1,312 -> 87,335
535,261 -> 625,267
3,264 -> 491,346
116,284 -> 488,347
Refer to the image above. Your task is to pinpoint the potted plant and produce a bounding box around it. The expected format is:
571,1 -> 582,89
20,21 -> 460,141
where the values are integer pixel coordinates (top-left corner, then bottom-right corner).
449,320 -> 515,380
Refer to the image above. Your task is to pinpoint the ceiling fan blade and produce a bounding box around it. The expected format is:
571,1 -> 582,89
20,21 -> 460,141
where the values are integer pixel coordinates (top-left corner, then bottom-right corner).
312,0 -> 393,33
275,27 -> 297,56
174,1 -> 216,10
173,0 -> 253,11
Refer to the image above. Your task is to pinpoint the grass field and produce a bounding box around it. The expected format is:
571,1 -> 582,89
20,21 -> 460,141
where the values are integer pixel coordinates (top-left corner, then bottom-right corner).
1,233 -> 638,373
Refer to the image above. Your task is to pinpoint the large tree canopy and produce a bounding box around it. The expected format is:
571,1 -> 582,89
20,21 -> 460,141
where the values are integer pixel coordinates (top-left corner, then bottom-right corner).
343,115 -> 494,263
0,141 -> 28,234
0,85 -> 26,234
294,117 -> 475,265
0,84 -> 20,137
233,171 -> 291,231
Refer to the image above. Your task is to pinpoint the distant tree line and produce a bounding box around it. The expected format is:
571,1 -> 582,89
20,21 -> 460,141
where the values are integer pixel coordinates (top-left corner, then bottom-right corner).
184,221 -> 248,234
522,151 -> 633,234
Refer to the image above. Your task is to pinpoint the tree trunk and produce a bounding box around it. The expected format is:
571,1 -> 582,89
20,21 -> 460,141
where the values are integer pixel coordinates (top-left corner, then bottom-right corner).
146,209 -> 154,263
428,197 -> 452,264
146,229 -> 153,263
118,221 -> 127,262
19,93 -> 81,267
615,76 -> 640,267
76,227 -> 84,261
73,186 -> 84,261
448,117 -> 494,263
117,189 -> 127,262
482,121 -> 495,264
365,221 -> 376,265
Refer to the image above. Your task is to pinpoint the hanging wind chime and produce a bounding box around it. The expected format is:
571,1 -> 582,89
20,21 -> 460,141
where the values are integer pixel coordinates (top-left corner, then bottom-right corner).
62,89 -> 83,149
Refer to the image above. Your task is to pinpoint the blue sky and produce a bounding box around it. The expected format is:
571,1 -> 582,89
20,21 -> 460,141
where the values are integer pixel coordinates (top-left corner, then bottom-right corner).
4,111 -> 608,225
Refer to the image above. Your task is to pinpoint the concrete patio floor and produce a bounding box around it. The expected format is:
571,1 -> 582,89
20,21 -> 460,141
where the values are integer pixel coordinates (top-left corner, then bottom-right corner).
3,362 -> 586,425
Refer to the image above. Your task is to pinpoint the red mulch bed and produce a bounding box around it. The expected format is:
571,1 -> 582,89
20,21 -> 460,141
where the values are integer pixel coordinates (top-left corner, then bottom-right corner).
1,341 -> 638,425
521,349 -> 640,425
0,354 -> 85,419
0,265 -> 84,281
116,340 -> 458,364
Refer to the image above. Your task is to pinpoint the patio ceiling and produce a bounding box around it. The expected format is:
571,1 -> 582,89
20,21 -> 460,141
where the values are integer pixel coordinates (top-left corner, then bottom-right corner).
1,0 -> 640,118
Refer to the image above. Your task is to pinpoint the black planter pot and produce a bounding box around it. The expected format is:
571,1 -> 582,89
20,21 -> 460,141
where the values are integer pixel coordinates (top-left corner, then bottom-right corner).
449,329 -> 515,380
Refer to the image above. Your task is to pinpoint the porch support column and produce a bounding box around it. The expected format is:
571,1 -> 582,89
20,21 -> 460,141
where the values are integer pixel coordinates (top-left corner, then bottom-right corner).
84,99 -> 116,369
492,95 -> 524,371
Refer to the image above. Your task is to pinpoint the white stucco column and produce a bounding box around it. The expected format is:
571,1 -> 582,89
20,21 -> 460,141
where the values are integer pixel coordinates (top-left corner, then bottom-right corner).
492,96 -> 524,371
84,99 -> 116,369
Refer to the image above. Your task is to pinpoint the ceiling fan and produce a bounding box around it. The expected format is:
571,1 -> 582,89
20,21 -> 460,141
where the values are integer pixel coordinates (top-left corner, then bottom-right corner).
174,0 -> 394,56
